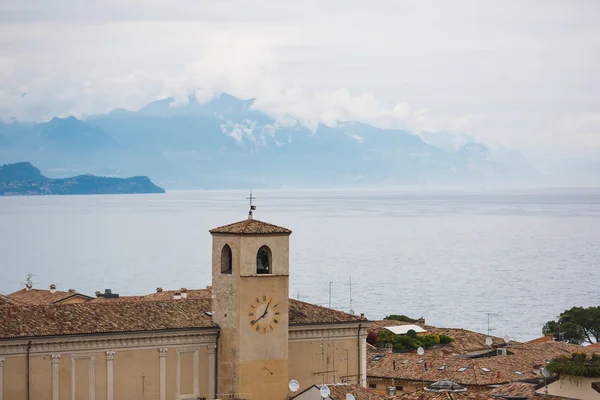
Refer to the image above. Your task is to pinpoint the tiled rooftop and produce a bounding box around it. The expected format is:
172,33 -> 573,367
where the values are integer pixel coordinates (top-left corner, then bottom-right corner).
327,384 -> 389,400
7,288 -> 91,305
1,287 -> 363,339
367,340 -> 600,387
0,299 -> 216,339
209,218 -> 292,235
488,382 -> 565,399
396,389 -> 495,399
288,299 -> 365,325
370,320 -> 510,356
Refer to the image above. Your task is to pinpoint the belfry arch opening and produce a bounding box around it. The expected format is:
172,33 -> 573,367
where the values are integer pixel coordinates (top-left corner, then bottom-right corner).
221,244 -> 232,274
256,245 -> 272,274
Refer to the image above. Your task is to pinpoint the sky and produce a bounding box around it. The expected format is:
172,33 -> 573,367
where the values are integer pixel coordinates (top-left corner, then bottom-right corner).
1,0 -> 599,167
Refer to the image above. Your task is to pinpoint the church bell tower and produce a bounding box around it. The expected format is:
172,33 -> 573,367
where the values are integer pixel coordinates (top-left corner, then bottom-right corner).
210,204 -> 292,400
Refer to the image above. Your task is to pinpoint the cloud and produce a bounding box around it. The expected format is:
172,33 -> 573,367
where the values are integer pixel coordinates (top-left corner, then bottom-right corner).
0,0 -> 599,159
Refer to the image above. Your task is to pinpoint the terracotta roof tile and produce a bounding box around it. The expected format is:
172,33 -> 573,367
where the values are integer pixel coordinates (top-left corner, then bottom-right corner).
1,286 -> 362,339
488,382 -> 565,399
327,384 -> 389,400
367,341 -> 600,388
370,321 -> 510,356
588,342 -> 600,349
396,389 -> 495,399
0,299 -> 216,339
7,288 -> 92,305
89,288 -> 363,325
209,218 -> 291,235
289,299 -> 366,325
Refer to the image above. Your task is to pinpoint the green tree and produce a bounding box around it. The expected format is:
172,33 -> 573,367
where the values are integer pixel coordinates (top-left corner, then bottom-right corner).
543,306 -> 600,345
384,315 -> 417,323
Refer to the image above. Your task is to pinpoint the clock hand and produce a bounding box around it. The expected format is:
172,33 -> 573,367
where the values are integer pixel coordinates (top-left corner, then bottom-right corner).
263,299 -> 273,316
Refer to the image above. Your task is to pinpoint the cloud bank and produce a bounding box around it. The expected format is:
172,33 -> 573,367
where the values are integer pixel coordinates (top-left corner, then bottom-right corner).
1,0 -> 599,162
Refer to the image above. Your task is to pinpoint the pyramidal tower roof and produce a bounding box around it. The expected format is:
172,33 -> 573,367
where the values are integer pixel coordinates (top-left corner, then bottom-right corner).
209,218 -> 291,235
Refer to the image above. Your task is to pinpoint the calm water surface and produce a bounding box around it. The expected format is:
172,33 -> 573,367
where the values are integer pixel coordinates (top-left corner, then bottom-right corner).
1,189 -> 599,342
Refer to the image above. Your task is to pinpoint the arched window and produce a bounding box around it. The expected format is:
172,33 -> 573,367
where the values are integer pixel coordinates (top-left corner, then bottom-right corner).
256,246 -> 272,274
221,244 -> 232,274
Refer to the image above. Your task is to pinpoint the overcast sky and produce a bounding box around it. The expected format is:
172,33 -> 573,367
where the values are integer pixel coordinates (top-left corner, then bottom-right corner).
1,0 -> 599,162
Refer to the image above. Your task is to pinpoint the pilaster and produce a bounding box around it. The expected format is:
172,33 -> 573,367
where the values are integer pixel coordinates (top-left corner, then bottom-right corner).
52,354 -> 60,400
106,351 -> 115,400
208,345 -> 217,399
159,348 -> 167,400
0,357 -> 4,400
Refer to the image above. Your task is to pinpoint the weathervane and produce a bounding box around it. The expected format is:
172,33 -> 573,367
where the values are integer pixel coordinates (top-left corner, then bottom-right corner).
247,189 -> 256,219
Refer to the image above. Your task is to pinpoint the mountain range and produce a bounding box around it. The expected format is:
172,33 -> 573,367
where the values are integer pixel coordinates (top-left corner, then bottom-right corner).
0,93 -> 539,189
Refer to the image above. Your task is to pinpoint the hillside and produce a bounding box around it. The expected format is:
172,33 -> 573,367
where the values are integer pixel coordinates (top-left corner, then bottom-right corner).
0,93 -> 540,189
0,162 -> 165,196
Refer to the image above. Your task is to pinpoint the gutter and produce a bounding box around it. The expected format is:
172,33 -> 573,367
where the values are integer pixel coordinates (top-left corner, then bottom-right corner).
214,327 -> 220,400
26,340 -> 32,400
357,323 -> 362,399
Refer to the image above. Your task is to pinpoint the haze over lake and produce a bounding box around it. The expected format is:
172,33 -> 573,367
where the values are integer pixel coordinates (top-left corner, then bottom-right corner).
1,189 -> 599,342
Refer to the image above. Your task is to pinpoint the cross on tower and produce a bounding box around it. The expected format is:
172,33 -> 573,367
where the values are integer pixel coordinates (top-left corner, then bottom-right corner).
247,189 -> 256,219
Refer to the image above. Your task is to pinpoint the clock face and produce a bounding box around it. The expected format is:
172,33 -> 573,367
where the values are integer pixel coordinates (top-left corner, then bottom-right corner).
248,295 -> 281,334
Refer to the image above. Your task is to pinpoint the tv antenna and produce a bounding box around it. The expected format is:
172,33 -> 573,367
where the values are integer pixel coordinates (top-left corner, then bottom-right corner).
247,189 -> 257,218
349,276 -> 354,315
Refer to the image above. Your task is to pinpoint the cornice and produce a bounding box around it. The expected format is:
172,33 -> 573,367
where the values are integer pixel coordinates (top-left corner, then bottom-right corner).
289,323 -> 369,341
0,330 -> 218,356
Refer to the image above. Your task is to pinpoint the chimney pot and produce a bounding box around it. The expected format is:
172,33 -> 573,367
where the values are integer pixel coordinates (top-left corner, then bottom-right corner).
173,292 -> 181,300
68,289 -> 76,294
360,313 -> 365,319
49,284 -> 56,293
104,289 -> 112,294
156,287 -> 163,293
180,288 -> 188,299
95,291 -> 101,297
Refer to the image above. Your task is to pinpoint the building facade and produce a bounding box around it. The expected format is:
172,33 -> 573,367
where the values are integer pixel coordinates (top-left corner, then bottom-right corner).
0,215 -> 370,400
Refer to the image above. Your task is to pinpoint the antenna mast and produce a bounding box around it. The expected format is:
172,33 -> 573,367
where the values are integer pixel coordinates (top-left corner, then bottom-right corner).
349,276 -> 354,314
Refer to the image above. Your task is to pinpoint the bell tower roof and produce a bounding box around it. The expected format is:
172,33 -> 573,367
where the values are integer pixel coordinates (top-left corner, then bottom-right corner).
209,218 -> 291,235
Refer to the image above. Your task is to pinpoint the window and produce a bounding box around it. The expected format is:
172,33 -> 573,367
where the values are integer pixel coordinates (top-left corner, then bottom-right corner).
221,244 -> 232,274
372,355 -> 384,362
438,365 -> 447,371
401,360 -> 409,364
395,386 -> 403,391
457,367 -> 467,372
481,367 -> 491,373
513,370 -> 524,375
256,246 -> 271,274
369,384 -> 377,389
416,359 -> 424,364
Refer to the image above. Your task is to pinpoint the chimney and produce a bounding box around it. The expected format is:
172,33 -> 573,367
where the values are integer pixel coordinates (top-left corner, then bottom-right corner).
68,289 -> 76,294
49,284 -> 56,294
417,317 -> 426,324
173,292 -> 181,300
95,291 -> 101,297
156,287 -> 163,293
180,288 -> 188,299
360,313 -> 365,319
532,364 -> 542,375
393,360 -> 396,370
386,344 -> 393,354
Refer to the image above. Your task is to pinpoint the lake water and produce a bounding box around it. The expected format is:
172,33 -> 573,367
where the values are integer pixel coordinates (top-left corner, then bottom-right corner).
1,189 -> 599,342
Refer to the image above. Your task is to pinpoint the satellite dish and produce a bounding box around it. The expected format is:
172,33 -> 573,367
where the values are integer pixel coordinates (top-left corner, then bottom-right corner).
485,337 -> 493,346
320,385 -> 331,398
542,367 -> 552,378
289,380 -> 300,393
504,335 -> 510,344
417,347 -> 425,356
346,393 -> 356,400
